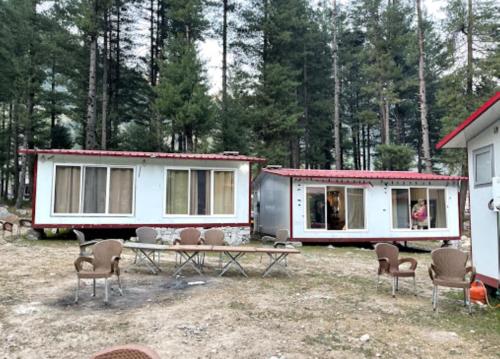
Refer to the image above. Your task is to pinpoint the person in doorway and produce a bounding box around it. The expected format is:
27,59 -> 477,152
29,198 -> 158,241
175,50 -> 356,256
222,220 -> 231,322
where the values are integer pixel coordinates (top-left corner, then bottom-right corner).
411,198 -> 428,229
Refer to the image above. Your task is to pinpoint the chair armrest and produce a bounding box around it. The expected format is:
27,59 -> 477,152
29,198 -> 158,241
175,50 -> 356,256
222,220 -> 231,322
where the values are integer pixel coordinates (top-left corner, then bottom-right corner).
465,266 -> 476,283
261,236 -> 275,243
75,256 -> 93,272
173,238 -> 180,245
377,257 -> 389,263
428,264 -> 435,281
199,238 -> 205,244
399,257 -> 417,270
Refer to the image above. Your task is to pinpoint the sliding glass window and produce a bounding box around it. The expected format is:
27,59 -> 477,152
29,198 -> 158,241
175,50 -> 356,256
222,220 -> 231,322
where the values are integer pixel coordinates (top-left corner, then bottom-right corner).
165,169 -> 235,216
306,186 -> 365,230
53,166 -> 81,213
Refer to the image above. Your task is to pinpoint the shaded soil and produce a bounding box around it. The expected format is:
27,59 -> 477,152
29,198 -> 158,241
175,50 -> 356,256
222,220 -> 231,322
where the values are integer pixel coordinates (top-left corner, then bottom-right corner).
0,237 -> 498,359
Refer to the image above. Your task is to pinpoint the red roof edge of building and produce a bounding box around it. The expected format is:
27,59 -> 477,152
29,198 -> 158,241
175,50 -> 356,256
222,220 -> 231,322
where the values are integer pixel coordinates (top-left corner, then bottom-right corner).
262,168 -> 467,181
18,148 -> 267,163
436,92 -> 500,149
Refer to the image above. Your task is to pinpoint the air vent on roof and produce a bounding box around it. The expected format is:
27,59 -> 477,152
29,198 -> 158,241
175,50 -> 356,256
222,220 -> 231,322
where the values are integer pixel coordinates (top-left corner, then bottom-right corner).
266,165 -> 283,169
222,151 -> 240,156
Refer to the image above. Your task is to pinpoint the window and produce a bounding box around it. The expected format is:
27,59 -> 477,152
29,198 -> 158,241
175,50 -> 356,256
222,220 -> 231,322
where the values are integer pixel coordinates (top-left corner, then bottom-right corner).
474,145 -> 493,186
306,187 -> 326,229
52,165 -> 134,215
305,186 -> 365,230
213,171 -> 234,214
165,169 -> 235,216
54,166 -> 81,213
391,188 -> 447,230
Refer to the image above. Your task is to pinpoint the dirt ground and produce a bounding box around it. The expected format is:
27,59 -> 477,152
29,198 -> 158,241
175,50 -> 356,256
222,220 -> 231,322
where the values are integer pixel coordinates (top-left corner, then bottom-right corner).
0,236 -> 499,359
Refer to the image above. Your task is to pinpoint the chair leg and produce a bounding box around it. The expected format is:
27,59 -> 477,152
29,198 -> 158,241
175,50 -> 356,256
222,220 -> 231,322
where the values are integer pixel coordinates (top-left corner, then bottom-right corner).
392,277 -> 396,297
433,286 -> 439,312
117,275 -> 123,296
75,277 -> 80,303
376,274 -> 379,290
92,279 -> 96,297
104,278 -> 109,304
467,288 -> 472,314
396,277 -> 399,291
463,288 -> 467,306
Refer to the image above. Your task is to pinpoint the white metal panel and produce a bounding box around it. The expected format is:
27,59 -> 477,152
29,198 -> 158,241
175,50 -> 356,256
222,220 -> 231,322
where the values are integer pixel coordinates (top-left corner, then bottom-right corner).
256,173 -> 290,236
467,118 -> 500,282
34,155 -> 250,226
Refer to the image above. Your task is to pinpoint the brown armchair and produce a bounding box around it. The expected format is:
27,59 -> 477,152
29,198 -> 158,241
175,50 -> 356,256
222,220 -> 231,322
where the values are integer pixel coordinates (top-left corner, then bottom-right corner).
375,243 -> 418,297
428,247 -> 476,313
74,239 -> 123,304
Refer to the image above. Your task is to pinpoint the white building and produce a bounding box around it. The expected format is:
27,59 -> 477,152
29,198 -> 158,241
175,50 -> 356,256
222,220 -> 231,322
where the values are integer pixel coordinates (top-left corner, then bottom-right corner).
254,168 -> 464,244
21,149 -> 264,237
437,92 -> 500,289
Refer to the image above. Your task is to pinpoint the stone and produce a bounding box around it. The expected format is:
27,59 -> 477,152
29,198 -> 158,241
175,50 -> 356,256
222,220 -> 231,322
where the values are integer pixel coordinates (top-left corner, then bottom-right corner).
359,334 -> 370,343
26,229 -> 41,241
327,245 -> 335,249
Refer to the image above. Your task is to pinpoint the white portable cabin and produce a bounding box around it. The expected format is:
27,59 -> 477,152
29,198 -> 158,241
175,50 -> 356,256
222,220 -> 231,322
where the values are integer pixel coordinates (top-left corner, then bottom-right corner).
437,92 -> 500,289
254,168 -> 464,244
21,149 -> 265,233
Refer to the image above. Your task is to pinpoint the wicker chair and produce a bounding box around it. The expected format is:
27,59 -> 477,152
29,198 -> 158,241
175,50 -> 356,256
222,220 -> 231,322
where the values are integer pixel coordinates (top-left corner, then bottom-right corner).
73,229 -> 98,256
74,239 -> 123,304
374,243 -> 418,297
174,228 -> 202,265
1,221 -> 15,241
91,344 -> 160,359
135,227 -> 160,264
428,247 -> 475,313
261,229 -> 289,247
202,228 -> 226,268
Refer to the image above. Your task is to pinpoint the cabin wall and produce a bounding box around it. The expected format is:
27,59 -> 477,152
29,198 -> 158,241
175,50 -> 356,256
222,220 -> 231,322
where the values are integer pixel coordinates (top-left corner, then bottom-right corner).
290,178 -> 460,241
467,118 -> 500,284
256,174 -> 290,236
34,154 -> 250,227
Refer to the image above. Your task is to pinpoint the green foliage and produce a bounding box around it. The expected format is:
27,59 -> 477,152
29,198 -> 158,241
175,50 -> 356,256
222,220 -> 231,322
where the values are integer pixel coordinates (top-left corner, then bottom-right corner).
374,144 -> 415,171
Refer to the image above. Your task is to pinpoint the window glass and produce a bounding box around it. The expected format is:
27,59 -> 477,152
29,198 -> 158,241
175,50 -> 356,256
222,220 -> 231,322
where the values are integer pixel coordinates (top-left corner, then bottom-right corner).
213,171 -> 234,214
54,166 -> 80,213
347,188 -> 365,229
327,187 -> 345,230
190,170 -> 211,215
109,168 -> 134,214
475,147 -> 493,185
83,167 -> 107,213
392,189 -> 409,229
410,188 -> 429,229
166,170 -> 189,214
306,187 -> 326,229
429,189 -> 447,228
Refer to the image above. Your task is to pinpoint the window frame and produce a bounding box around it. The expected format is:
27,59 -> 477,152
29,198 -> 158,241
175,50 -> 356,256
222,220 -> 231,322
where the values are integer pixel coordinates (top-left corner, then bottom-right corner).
389,186 -> 448,231
163,166 -> 237,217
303,184 -> 367,232
51,163 -> 136,217
473,144 -> 494,188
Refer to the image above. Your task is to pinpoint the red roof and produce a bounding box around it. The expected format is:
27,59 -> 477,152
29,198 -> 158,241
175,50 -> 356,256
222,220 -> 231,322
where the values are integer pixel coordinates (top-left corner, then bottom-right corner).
263,168 -> 466,181
19,149 -> 266,163
436,92 -> 500,149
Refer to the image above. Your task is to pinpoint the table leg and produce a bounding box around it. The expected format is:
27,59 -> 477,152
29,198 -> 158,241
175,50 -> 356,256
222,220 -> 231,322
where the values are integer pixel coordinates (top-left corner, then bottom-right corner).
173,251 -> 203,276
220,252 -> 247,277
138,249 -> 162,274
262,253 -> 290,277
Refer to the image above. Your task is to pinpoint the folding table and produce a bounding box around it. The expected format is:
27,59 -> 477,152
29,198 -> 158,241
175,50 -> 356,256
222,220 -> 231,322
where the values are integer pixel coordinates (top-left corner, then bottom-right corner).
123,242 -> 167,274
256,247 -> 300,277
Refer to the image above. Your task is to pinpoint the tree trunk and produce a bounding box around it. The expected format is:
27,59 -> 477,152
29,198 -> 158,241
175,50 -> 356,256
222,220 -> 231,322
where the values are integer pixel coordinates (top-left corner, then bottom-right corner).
332,0 -> 341,169
466,0 -> 473,103
101,10 -> 109,150
150,0 -> 156,86
417,0 -> 431,173
222,0 -> 228,116
85,1 -> 98,150
50,58 -> 56,147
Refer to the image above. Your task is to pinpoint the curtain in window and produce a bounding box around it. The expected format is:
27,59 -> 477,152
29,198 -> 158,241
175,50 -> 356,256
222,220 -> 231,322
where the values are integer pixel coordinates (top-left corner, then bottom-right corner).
429,189 -> 447,228
213,171 -> 234,214
392,189 -> 409,229
83,167 -> 107,213
109,168 -> 134,214
166,170 -> 189,214
54,166 -> 80,213
190,170 -> 211,215
306,187 -> 326,229
347,188 -> 365,229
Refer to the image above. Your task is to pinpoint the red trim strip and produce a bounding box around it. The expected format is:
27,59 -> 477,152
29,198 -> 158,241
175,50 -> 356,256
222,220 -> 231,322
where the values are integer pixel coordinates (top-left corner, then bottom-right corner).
33,222 -> 251,229
290,236 -> 461,243
31,155 -> 38,225
476,273 -> 499,288
18,148 -> 266,163
436,92 -> 500,149
289,177 -> 293,240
